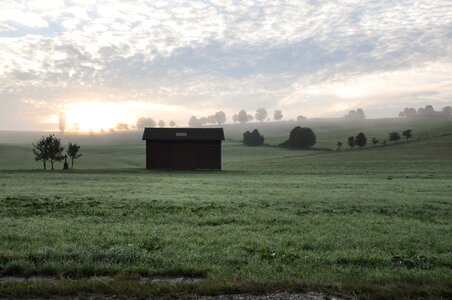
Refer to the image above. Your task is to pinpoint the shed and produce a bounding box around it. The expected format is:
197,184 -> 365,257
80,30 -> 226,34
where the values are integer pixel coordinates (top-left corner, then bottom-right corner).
142,128 -> 225,170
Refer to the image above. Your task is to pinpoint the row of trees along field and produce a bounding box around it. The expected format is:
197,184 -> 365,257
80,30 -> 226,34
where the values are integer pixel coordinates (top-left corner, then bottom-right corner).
189,108 -> 292,126
32,134 -> 82,170
338,129 -> 413,150
399,105 -> 452,118
243,127 -> 317,149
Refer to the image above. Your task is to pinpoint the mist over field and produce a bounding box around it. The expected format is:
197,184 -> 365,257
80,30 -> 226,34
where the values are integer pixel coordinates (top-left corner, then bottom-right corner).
1,0 -> 452,299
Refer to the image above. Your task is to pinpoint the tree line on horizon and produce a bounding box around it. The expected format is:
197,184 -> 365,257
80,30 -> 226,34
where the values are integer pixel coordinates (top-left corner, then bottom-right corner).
54,104 -> 451,134
399,105 -> 451,118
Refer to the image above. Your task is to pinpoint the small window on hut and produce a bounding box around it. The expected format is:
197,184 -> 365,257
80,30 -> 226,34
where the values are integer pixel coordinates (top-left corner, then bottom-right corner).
176,132 -> 187,137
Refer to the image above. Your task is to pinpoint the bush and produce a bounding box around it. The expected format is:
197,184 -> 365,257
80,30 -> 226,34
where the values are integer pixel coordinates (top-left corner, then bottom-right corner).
243,129 -> 264,146
389,131 -> 401,141
280,126 -> 316,149
355,132 -> 367,148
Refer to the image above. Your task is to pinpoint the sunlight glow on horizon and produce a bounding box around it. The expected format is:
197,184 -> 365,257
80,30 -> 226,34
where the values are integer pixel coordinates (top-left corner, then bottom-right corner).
54,101 -> 183,132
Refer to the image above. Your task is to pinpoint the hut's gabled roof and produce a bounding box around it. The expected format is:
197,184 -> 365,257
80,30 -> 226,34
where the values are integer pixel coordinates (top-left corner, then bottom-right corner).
142,128 -> 225,141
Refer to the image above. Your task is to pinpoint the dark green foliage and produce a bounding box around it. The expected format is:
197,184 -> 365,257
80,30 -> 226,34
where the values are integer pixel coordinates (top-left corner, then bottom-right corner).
354,132 -> 367,148
279,127 -> 316,149
403,129 -> 412,140
32,136 -> 50,170
67,143 -> 82,169
372,137 -> 379,145
347,136 -> 355,149
243,129 -> 264,146
389,131 -> 401,141
32,134 -> 64,170
47,135 -> 65,170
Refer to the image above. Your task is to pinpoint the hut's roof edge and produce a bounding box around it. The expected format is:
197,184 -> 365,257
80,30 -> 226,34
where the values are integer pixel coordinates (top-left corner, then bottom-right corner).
142,128 -> 225,141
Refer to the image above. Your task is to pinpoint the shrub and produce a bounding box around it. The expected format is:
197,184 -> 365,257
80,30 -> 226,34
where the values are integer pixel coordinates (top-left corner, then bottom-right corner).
354,132 -> 367,148
389,131 -> 401,141
243,129 -> 264,146
280,127 -> 316,149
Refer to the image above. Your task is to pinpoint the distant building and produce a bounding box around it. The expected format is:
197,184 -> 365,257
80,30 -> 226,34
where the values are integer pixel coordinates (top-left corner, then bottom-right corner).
142,128 -> 225,170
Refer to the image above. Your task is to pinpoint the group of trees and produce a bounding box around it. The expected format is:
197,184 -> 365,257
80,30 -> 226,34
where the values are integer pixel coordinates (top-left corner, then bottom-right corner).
345,132 -> 368,149
399,105 -> 452,118
136,117 -> 176,129
242,126 -> 316,149
243,129 -> 265,146
343,109 -> 366,120
232,108 -> 284,124
188,111 -> 226,127
32,134 -> 82,170
339,129 -> 413,150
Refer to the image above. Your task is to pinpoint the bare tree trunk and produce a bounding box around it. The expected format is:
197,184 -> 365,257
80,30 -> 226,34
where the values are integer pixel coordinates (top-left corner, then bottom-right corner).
51,160 -> 54,170
43,160 -> 46,170
71,158 -> 74,169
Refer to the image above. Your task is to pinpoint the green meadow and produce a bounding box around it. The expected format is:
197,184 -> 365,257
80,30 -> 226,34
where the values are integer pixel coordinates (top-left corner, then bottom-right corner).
0,118 -> 451,298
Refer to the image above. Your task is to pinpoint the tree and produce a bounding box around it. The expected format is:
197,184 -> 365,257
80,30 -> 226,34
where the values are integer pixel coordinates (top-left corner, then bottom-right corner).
38,134 -> 64,170
198,117 -> 207,125
336,141 -> 342,151
214,111 -> 226,125
136,117 -> 156,129
255,108 -> 268,122
243,129 -> 264,146
403,107 -> 417,118
58,112 -> 66,134
402,129 -> 412,140
116,123 -> 128,130
232,114 -> 238,123
372,137 -> 379,145
237,110 -> 252,124
280,127 -> 316,149
354,132 -> 367,148
32,136 -> 50,170
442,106 -> 452,116
356,108 -> 365,119
297,115 -> 306,121
158,120 -> 165,127
273,110 -> 283,121
389,131 -> 401,142
188,116 -> 201,127
67,143 -> 82,169
347,136 -> 355,149
207,115 -> 217,125
169,120 -> 176,127
344,109 -> 365,120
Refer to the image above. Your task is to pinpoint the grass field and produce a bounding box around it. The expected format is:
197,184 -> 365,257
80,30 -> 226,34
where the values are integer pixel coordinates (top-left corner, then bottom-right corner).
0,119 -> 451,298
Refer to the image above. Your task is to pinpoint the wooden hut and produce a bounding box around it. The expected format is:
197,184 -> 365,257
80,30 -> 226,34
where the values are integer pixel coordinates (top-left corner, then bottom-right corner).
142,128 -> 225,170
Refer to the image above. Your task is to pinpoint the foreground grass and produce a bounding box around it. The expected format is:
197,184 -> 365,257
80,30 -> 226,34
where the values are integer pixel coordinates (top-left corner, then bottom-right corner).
0,134 -> 451,298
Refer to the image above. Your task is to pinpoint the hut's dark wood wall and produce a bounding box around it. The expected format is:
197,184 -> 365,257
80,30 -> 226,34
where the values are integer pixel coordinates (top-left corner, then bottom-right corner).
146,140 -> 222,170
142,128 -> 224,170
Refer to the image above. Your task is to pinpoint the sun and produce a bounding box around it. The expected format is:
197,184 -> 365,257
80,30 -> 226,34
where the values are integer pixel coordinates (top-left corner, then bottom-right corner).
64,101 -> 127,132
63,101 -> 182,132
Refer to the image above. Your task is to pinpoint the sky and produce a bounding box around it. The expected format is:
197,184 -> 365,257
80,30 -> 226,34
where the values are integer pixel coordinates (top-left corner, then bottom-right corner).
0,0 -> 451,131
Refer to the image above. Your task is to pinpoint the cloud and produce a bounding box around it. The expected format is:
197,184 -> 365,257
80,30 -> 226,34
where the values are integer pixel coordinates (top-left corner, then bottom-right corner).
0,0 -> 451,129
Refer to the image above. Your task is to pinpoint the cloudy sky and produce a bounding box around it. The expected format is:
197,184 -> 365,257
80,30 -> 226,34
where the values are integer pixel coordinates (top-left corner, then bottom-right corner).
0,0 -> 451,131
